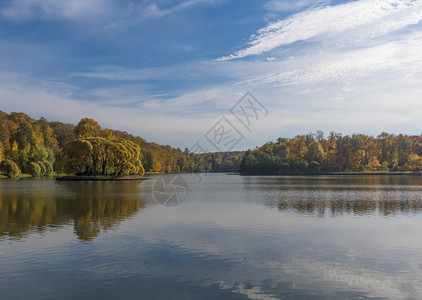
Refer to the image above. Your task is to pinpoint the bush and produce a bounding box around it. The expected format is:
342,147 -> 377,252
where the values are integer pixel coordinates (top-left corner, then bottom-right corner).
43,161 -> 54,176
381,161 -> 389,171
0,159 -> 20,178
28,162 -> 41,177
37,161 -> 46,176
308,161 -> 321,173
279,163 -> 291,173
297,160 -> 309,172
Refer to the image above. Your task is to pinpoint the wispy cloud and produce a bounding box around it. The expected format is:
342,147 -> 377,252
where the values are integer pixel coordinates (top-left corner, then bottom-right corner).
1,0 -> 422,149
244,32 -> 422,87
72,63 -> 227,81
173,43 -> 198,51
0,0 -> 113,21
218,0 -> 422,61
131,0 -> 221,19
264,0 -> 328,12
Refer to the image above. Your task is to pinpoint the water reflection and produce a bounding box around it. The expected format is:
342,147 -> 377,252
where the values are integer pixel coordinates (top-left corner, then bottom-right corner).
1,175 -> 421,242
0,180 -> 144,241
241,175 -> 422,216
1,175 -> 422,299
275,197 -> 422,216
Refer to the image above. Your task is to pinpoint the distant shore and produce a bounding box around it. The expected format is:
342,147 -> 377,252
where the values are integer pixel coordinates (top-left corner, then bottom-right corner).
239,171 -> 422,176
56,175 -> 147,181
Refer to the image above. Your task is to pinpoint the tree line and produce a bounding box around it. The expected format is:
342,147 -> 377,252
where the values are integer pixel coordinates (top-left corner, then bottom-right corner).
3,111 -> 419,178
0,111 -> 241,178
240,131 -> 422,174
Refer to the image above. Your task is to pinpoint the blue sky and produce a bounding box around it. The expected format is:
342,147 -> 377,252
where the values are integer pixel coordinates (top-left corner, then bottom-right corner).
1,0 -> 422,150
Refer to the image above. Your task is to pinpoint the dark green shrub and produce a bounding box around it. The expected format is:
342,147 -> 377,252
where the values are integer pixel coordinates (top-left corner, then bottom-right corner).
298,160 -> 309,172
279,163 -> 291,173
37,161 -> 46,176
43,161 -> 54,176
308,161 -> 321,173
0,159 -> 20,178
28,162 -> 41,177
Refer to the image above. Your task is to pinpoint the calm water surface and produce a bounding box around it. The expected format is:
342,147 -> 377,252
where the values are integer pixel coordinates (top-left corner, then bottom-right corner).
1,174 -> 422,299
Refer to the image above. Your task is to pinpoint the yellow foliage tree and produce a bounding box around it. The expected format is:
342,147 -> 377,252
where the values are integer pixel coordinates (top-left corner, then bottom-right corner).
74,118 -> 101,138
407,154 -> 422,170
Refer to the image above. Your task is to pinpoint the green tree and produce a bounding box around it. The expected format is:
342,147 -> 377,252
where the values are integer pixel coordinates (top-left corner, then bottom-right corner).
381,161 -> 389,171
28,162 -> 41,177
16,123 -> 33,149
142,151 -> 154,172
57,137 -> 144,176
57,139 -> 93,175
308,161 -> 321,173
279,162 -> 291,173
37,161 -> 46,176
34,146 -> 55,164
397,135 -> 412,166
305,141 -> 325,164
297,160 -> 309,172
240,153 -> 258,174
43,161 -> 54,176
377,132 -> 398,167
0,159 -> 20,178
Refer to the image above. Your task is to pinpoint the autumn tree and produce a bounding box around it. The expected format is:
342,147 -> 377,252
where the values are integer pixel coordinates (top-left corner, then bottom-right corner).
287,135 -> 307,165
239,132 -> 422,175
49,121 -> 75,147
57,137 -> 144,176
57,139 -> 93,175
74,118 -> 101,138
377,132 -> 398,167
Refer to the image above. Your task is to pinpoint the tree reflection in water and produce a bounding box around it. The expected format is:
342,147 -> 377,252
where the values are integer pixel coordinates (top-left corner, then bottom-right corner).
241,175 -> 422,216
0,180 -> 144,241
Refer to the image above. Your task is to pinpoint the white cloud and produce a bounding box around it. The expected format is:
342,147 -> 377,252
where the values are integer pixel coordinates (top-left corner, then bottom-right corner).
0,0 -> 113,21
282,257 -> 418,299
264,0 -> 328,12
218,0 -> 422,61
0,72 -> 250,148
131,0 -> 221,19
2,0 -> 422,148
73,62 -> 227,81
239,31 -> 422,88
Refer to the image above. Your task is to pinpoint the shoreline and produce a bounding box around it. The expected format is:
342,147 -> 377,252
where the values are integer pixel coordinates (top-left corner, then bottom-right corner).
238,171 -> 422,176
56,175 -> 147,181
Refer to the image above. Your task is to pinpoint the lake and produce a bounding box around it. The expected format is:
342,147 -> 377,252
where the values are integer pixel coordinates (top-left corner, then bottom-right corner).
1,174 -> 422,299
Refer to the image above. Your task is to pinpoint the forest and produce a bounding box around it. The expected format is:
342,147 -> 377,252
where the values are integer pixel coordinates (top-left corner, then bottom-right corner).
0,111 -> 240,178
240,131 -> 422,174
1,111 -> 421,178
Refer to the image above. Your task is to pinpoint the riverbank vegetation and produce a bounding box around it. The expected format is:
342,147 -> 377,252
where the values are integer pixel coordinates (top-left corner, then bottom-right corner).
1,111 -> 421,178
0,111 -> 240,178
240,132 -> 422,175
